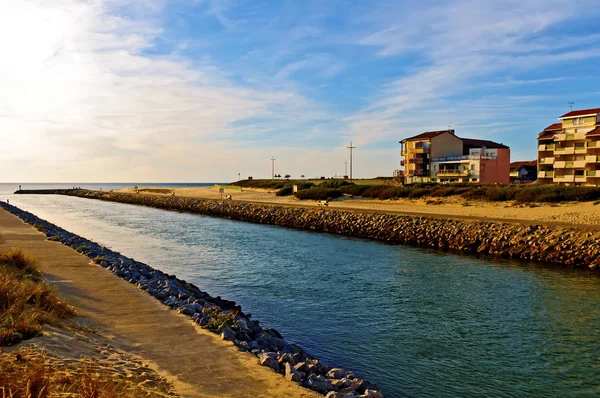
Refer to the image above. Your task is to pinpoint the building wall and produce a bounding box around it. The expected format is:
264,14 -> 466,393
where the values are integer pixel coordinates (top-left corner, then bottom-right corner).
479,148 -> 510,184
430,133 -> 462,158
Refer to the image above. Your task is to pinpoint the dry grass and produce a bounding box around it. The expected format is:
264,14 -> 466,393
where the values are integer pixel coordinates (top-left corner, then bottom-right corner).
0,249 -> 76,346
0,347 -> 152,397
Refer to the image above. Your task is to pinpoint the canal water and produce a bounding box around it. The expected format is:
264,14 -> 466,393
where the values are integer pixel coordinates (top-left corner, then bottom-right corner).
4,189 -> 600,397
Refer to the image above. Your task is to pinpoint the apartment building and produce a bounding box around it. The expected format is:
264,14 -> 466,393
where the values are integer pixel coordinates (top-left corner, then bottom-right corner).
537,107 -> 600,186
400,129 -> 510,184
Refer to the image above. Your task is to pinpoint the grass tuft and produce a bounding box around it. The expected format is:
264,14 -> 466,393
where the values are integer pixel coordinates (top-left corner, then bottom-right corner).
0,249 -> 76,346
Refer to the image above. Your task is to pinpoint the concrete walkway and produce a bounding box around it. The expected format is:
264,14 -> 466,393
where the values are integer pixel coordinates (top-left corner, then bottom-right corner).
0,209 -> 319,398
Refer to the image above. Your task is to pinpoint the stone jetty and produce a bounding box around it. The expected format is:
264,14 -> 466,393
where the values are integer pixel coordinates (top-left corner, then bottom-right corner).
14,189 -> 600,270
0,201 -> 383,398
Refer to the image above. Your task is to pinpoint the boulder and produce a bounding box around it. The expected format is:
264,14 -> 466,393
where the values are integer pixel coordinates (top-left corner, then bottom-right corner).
258,353 -> 280,371
327,368 -> 346,379
284,363 -> 302,382
220,326 -> 236,342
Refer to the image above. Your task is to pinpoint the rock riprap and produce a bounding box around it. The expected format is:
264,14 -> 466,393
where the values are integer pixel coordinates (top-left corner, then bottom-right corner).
0,201 -> 383,397
14,189 -> 600,269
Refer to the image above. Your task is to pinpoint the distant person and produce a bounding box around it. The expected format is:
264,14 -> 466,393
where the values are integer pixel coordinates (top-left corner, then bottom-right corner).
6,199 -> 9,204
18,185 -> 21,191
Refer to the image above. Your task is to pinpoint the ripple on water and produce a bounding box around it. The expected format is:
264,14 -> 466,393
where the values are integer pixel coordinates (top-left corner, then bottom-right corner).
8,193 -> 600,398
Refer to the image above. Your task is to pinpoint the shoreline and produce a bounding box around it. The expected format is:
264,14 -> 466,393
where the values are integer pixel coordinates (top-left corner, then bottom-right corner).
13,189 -> 600,270
0,202 -> 383,398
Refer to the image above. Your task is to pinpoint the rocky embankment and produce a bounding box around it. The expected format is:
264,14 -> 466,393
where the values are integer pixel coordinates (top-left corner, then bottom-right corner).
0,201 -> 382,398
15,189 -> 600,269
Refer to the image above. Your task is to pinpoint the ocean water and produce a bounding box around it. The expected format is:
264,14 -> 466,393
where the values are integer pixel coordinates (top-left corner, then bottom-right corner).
0,182 -> 218,196
5,193 -> 600,397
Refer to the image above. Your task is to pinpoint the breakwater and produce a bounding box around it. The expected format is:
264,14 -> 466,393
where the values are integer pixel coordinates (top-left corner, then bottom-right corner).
0,201 -> 383,398
14,189 -> 600,270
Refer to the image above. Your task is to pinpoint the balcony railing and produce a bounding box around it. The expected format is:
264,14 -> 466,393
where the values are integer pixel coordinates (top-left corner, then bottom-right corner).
554,147 -> 575,154
538,144 -> 555,151
412,147 -> 429,154
437,170 -> 470,177
575,176 -> 587,183
431,154 -> 497,162
538,171 -> 553,178
555,132 -> 587,141
539,157 -> 554,164
586,155 -> 599,163
587,170 -> 598,177
553,175 -> 575,183
589,141 -> 598,148
408,158 -> 428,164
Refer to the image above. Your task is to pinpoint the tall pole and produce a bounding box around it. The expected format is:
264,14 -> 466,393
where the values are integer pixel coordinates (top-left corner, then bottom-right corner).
271,156 -> 276,179
344,160 -> 348,177
346,141 -> 356,181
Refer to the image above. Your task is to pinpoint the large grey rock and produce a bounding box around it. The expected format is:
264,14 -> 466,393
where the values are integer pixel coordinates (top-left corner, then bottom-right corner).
327,368 -> 346,379
360,390 -> 384,398
284,362 -> 302,382
220,326 -> 236,341
306,378 -> 338,393
258,353 -> 280,371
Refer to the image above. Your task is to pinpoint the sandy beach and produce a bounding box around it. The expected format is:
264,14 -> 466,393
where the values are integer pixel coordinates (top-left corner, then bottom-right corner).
119,186 -> 600,228
0,209 -> 320,398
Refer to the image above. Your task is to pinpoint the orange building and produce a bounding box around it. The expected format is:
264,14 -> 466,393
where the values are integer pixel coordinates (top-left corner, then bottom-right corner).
537,107 -> 600,186
400,129 -> 510,184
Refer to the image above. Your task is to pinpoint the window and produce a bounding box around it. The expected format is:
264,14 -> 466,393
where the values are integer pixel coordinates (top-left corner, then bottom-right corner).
471,164 -> 476,170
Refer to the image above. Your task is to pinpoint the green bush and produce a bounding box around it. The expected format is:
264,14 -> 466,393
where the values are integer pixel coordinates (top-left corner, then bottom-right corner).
515,185 -> 600,203
360,186 -> 389,198
276,187 -> 293,196
484,187 -> 517,201
295,188 -> 343,201
339,185 -> 369,196
319,180 -> 354,188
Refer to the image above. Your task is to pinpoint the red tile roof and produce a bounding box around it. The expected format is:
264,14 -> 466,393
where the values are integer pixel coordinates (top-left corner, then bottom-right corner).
587,127 -> 600,137
461,138 -> 509,149
544,123 -> 562,131
559,107 -> 600,119
401,129 -> 454,142
510,160 -> 537,169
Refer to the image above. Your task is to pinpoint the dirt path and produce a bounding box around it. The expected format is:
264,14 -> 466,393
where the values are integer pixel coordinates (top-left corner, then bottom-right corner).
0,209 -> 320,398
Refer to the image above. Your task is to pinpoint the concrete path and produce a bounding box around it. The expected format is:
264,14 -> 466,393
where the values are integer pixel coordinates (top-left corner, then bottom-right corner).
0,209 -> 320,398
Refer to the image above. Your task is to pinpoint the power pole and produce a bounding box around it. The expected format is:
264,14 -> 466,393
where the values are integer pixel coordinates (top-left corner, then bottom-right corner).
271,156 -> 276,179
346,141 -> 356,181
344,160 -> 348,177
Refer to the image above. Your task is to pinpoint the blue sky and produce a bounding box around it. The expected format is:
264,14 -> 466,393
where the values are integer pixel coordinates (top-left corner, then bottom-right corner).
1,0 -> 600,181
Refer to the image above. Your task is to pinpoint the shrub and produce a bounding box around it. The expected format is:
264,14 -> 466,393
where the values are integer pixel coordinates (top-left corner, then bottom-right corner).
484,187 -> 517,201
407,188 -> 432,199
276,187 -> 293,196
339,185 -> 369,196
515,185 -> 600,203
318,180 -> 353,189
360,186 -> 388,198
0,249 -> 76,346
295,188 -> 343,201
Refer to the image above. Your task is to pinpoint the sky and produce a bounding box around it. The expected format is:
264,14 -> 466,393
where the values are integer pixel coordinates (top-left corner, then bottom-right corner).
1,0 -> 600,182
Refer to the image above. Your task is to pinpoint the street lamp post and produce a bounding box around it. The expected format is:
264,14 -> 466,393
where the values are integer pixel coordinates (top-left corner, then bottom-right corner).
346,141 -> 356,181
271,156 -> 276,179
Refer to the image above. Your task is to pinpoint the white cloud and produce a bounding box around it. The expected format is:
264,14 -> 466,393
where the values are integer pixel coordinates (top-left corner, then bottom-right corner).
0,0 -> 335,181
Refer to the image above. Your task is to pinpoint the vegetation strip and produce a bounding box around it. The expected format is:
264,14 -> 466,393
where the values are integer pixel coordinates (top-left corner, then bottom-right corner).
0,201 -> 383,398
13,189 -> 600,270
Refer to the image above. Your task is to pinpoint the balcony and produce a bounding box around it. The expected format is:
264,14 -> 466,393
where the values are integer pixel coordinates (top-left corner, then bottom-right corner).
575,176 -> 587,183
573,160 -> 586,168
437,170 -> 470,177
538,144 -> 555,151
554,147 -> 575,155
539,157 -> 554,164
408,158 -> 428,164
554,132 -> 587,141
575,146 -> 587,154
538,171 -> 553,178
553,175 -> 575,183
588,141 -> 599,148
412,147 -> 429,154
553,161 -> 572,168
587,170 -> 598,177
586,155 -> 599,163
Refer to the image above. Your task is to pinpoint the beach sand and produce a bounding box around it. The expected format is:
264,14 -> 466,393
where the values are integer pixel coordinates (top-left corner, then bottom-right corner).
0,209 -> 320,398
119,186 -> 600,228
